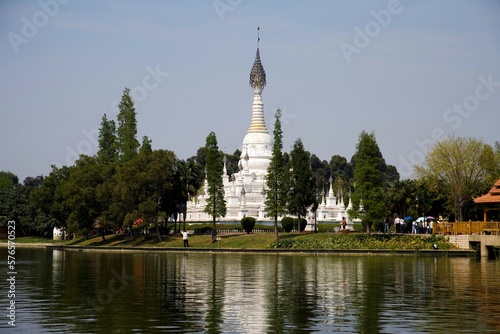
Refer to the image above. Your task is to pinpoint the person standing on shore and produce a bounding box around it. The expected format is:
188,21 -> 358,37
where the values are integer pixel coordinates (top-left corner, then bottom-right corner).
394,216 -> 401,233
394,216 -> 404,233
181,230 -> 189,247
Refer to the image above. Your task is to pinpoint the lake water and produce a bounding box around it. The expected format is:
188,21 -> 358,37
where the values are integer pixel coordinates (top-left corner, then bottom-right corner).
0,247 -> 499,333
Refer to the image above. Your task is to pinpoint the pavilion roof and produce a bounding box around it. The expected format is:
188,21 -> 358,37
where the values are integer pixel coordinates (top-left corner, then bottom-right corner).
474,178 -> 500,204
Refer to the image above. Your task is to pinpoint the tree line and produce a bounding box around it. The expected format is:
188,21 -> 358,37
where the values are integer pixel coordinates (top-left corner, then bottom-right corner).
1,90 -> 499,239
0,88 -> 205,240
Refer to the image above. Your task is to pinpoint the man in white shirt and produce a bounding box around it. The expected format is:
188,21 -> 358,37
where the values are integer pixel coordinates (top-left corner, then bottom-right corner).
181,230 -> 189,247
394,216 -> 402,233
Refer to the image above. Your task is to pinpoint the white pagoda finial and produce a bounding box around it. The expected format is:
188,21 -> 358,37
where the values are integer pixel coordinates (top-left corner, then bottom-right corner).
247,29 -> 268,134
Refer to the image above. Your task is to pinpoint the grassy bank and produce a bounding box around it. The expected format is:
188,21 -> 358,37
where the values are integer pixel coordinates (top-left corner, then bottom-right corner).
6,232 -> 453,251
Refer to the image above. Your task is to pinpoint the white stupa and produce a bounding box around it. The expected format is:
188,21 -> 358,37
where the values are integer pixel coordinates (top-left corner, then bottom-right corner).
186,43 -> 271,221
222,45 -> 272,220
186,39 -> 353,225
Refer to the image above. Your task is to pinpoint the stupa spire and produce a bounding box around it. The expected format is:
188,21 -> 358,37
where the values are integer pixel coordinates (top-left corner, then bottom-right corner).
249,27 -> 266,88
247,27 -> 268,133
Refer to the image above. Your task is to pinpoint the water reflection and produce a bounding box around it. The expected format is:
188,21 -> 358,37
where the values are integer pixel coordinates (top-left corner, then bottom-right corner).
0,249 -> 499,333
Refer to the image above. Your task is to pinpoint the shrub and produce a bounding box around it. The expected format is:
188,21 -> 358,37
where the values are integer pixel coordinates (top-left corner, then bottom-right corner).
241,216 -> 256,234
193,225 -> 213,235
281,217 -> 294,233
294,218 -> 307,232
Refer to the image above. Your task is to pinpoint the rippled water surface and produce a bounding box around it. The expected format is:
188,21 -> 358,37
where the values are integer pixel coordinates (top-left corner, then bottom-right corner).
1,248 -> 499,333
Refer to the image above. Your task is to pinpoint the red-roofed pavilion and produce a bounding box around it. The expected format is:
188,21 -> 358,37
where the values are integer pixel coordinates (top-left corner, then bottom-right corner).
474,178 -> 500,221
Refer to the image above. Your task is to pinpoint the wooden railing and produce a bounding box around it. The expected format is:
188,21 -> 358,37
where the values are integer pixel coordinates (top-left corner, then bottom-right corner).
433,222 -> 500,235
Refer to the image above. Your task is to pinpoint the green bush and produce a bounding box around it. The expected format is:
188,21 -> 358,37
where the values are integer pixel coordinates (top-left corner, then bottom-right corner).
270,234 -> 453,250
241,216 -> 256,234
192,225 -> 214,235
294,218 -> 307,232
281,217 -> 294,233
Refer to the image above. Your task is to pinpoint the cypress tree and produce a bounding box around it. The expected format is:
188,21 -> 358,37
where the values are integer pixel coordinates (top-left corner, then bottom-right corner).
265,109 -> 288,241
350,131 -> 389,234
203,131 -> 227,241
116,88 -> 139,163
97,113 -> 117,164
288,138 -> 315,232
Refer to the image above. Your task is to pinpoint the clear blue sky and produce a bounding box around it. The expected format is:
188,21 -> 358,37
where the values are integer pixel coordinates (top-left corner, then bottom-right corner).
1,0 -> 499,181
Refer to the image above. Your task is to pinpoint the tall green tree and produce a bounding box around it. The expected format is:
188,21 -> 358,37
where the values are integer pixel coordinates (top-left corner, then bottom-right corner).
95,113 -> 119,238
329,155 -> 354,205
0,171 -> 18,190
329,155 -> 353,188
0,175 -> 53,235
310,159 -> 327,232
116,88 -> 140,163
288,138 -> 315,232
495,141 -> 500,176
58,156 -> 102,239
414,135 -> 499,221
23,176 -> 54,235
23,176 -> 44,188
265,109 -> 288,241
113,148 -> 178,241
386,179 -> 416,218
98,113 -> 117,164
137,149 -> 177,241
0,171 -> 19,227
94,162 -> 118,240
0,184 -> 24,231
193,147 -> 207,167
225,149 -> 242,176
112,156 -> 142,241
140,135 -> 152,154
203,132 -> 226,240
175,158 -> 204,232
349,131 -> 389,234
31,165 -> 72,229
310,155 -> 329,197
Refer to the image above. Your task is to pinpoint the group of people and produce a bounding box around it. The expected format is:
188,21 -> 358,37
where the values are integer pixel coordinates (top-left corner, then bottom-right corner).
410,219 -> 434,234
375,216 -> 434,234
376,216 -> 435,234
